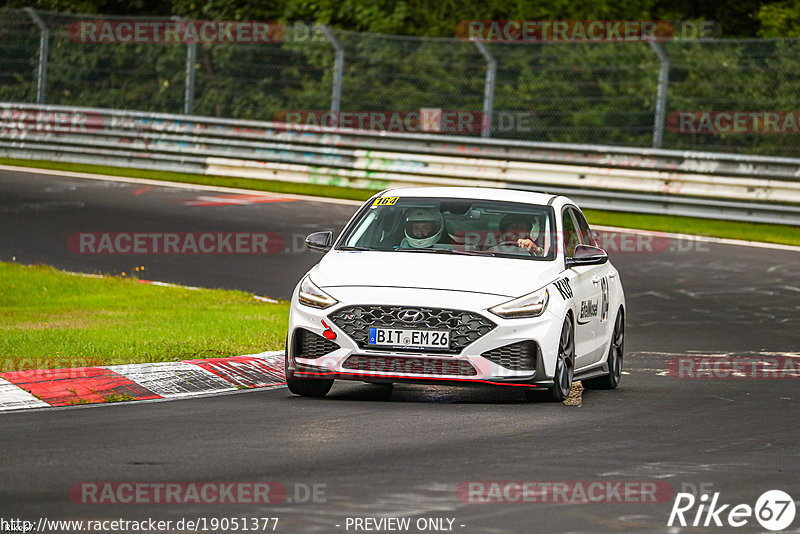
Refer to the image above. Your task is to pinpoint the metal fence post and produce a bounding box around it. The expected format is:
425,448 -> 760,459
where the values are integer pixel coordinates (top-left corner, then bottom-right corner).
184,41 -> 197,115
649,41 -> 670,149
175,17 -> 197,115
24,8 -> 49,104
320,26 -> 344,114
474,41 -> 496,138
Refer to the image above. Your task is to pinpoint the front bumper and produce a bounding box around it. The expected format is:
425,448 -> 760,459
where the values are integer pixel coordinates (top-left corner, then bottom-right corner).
287,287 -> 563,389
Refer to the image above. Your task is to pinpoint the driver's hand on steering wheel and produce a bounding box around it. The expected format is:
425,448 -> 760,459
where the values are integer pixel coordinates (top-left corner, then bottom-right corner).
517,238 -> 543,255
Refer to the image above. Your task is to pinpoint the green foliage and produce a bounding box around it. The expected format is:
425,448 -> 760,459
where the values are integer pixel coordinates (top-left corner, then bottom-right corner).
2,3 -> 800,155
757,1 -> 800,37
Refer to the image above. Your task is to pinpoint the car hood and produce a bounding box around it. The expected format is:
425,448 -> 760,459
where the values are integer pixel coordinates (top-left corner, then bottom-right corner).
309,250 -> 561,298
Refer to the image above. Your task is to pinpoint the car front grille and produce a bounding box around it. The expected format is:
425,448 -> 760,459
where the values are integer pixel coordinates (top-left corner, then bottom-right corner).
481,341 -> 538,371
328,305 -> 496,354
342,355 -> 477,376
293,328 -> 340,359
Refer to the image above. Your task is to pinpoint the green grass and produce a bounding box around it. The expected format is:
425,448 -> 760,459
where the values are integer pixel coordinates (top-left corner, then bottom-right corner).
2,157 -> 797,246
0,157 -> 377,202
0,262 -> 289,372
583,210 -> 800,247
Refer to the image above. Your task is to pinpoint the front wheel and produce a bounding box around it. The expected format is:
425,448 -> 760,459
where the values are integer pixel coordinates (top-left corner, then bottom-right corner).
285,353 -> 333,397
287,376 -> 333,397
583,310 -> 624,390
526,317 -> 574,402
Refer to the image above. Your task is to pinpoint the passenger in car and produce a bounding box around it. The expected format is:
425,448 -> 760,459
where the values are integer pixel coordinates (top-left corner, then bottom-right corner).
399,208 -> 451,248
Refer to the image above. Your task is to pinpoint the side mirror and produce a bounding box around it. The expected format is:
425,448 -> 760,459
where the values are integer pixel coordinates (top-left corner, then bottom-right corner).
305,231 -> 333,252
566,244 -> 608,268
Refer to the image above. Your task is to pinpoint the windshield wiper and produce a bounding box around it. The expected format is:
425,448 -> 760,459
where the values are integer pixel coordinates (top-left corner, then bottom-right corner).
395,247 -> 451,254
395,247 -> 495,256
449,248 -> 496,257
338,246 -> 377,251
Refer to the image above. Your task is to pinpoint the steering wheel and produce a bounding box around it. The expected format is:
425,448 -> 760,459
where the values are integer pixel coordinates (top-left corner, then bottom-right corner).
484,240 -> 534,254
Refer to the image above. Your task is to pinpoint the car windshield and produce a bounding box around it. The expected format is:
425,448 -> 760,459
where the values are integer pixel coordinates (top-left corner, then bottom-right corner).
337,196 -> 556,260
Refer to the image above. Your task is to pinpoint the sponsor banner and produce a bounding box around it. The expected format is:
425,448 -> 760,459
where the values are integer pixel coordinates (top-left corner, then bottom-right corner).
67,232 -> 284,255
69,482 -> 287,504
68,21 -> 285,43
0,109 -> 103,133
457,481 -> 674,503
667,356 -> 800,379
668,111 -> 800,134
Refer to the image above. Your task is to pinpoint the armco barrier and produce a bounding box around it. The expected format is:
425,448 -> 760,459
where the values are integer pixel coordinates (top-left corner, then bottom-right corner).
1,102 -> 800,225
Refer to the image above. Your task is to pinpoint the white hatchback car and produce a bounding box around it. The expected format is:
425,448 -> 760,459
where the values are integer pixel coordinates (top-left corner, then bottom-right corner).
286,187 -> 625,402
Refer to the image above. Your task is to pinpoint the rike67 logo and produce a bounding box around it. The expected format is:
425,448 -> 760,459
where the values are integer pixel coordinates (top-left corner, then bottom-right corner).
669,490 -> 796,531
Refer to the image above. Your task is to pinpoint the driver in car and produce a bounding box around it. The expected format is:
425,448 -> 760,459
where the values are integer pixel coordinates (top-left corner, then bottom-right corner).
400,208 -> 445,248
499,214 -> 544,255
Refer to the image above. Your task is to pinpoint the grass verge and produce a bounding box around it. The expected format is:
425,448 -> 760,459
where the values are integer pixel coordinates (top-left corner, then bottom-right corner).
2,157 -> 797,247
0,157 -> 375,202
0,262 -> 288,372
583,210 -> 800,247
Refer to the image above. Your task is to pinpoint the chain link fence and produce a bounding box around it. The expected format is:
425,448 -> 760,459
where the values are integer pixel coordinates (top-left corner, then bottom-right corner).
2,9 -> 800,157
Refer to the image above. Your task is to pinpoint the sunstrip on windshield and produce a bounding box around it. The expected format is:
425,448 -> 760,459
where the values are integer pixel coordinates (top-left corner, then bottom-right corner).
372,196 -> 399,206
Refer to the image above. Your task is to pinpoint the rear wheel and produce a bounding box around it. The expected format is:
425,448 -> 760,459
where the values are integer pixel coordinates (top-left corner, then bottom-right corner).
583,310 -> 624,390
526,317 -> 574,402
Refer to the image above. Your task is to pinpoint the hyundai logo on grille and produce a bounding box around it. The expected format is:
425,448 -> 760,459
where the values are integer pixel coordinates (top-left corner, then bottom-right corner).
397,309 -> 425,323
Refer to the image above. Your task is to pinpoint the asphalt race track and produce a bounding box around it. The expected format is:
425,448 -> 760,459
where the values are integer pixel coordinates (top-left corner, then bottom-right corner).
1,168 -> 799,533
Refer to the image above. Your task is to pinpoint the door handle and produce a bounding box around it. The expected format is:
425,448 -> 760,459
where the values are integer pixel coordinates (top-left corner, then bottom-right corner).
609,273 -> 616,279
591,276 -> 601,284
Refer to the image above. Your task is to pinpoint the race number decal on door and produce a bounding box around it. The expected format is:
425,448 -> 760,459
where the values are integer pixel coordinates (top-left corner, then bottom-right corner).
554,278 -> 573,299
600,276 -> 609,322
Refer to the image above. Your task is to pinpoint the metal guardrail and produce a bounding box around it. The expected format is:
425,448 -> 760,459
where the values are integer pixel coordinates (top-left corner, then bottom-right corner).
1,102 -> 800,225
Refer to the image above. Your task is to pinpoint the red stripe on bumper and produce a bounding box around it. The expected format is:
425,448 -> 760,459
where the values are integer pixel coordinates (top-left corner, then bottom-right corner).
295,370 -> 541,388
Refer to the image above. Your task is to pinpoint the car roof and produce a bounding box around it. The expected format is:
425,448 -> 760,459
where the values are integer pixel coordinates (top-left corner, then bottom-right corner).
380,186 -> 559,206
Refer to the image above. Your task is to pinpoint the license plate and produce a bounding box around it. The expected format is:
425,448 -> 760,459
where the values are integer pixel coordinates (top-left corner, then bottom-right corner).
368,328 -> 450,349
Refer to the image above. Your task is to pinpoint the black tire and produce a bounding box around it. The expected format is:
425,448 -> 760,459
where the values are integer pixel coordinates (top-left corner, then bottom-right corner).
285,350 -> 333,397
526,317 -> 574,402
287,376 -> 334,397
583,310 -> 624,390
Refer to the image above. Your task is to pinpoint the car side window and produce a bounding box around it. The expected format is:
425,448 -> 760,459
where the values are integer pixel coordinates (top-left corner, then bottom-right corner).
562,209 -> 579,258
572,209 -> 598,247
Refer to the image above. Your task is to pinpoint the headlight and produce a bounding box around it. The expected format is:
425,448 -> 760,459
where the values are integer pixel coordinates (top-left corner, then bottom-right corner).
298,276 -> 338,309
489,287 -> 549,319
